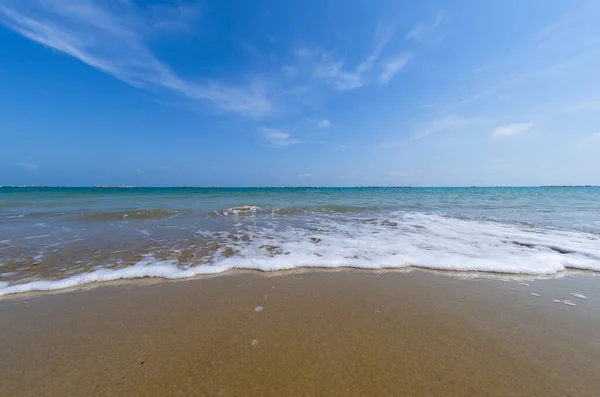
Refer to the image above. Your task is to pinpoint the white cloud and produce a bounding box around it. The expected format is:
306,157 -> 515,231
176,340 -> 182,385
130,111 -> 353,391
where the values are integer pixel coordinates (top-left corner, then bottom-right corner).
317,119 -> 332,128
379,53 -> 411,84
0,0 -> 272,117
15,162 -> 39,170
298,173 -> 312,178
491,122 -> 534,138
261,128 -> 301,147
296,25 -> 408,91
389,171 -> 409,177
406,12 -> 444,42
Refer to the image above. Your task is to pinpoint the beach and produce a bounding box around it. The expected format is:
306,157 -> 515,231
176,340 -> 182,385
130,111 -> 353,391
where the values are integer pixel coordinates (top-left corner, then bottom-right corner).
2,270 -> 599,396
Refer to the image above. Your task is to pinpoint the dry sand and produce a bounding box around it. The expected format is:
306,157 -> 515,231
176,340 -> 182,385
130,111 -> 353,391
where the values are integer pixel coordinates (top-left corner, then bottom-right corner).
1,270 -> 600,396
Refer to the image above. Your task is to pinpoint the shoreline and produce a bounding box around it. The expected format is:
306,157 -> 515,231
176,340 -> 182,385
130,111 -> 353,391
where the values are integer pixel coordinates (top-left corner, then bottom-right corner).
2,265 -> 598,299
1,270 -> 599,396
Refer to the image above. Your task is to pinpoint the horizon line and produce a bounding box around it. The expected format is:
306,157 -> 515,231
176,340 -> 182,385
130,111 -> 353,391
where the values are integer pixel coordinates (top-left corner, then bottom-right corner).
1,185 -> 598,189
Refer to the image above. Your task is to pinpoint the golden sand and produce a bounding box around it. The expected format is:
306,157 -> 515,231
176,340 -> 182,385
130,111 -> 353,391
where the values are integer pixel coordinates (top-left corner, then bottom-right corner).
1,270 -> 599,396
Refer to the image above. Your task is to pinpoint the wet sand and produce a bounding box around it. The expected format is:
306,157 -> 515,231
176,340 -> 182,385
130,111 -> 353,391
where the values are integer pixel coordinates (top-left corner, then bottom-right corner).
1,270 -> 600,396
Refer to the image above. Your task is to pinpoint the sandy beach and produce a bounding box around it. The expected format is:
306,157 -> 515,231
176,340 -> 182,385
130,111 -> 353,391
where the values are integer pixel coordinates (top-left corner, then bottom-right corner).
1,270 -> 599,396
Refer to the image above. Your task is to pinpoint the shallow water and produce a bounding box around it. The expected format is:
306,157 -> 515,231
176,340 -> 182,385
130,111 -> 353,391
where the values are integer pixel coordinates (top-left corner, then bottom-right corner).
1,187 -> 600,295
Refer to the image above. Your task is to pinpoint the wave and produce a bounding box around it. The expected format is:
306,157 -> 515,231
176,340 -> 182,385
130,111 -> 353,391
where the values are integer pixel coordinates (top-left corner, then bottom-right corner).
213,204 -> 381,216
2,212 -> 599,296
214,206 -> 262,216
306,205 -> 379,213
77,209 -> 182,222
269,207 -> 306,215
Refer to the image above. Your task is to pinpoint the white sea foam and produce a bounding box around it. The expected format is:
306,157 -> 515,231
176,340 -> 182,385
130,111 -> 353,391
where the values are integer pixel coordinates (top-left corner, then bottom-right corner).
553,299 -> 577,307
570,293 -> 587,299
216,206 -> 261,216
4,214 -> 26,219
24,234 -> 51,240
2,212 -> 600,296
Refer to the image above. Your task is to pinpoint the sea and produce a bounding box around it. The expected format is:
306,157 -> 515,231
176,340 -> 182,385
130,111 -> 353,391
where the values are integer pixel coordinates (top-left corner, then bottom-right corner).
1,187 -> 599,296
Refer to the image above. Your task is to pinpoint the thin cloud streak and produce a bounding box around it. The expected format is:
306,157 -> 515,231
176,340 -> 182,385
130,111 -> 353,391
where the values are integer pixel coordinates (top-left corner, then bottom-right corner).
389,171 -> 409,177
15,162 -> 39,170
491,122 -> 534,138
261,128 -> 301,147
406,12 -> 444,42
410,115 -> 487,141
377,115 -> 489,148
379,53 -> 411,84
0,0 -> 272,117
317,119 -> 332,128
564,100 -> 600,112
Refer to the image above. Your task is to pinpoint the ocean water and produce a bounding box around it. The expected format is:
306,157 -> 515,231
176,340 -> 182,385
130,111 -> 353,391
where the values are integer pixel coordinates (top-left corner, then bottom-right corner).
1,187 -> 599,295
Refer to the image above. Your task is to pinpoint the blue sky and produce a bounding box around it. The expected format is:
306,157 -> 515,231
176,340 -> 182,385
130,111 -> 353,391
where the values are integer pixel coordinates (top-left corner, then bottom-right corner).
1,0 -> 600,186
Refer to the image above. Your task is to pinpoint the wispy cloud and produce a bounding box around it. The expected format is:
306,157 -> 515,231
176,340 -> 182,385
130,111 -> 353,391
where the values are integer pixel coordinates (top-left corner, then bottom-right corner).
453,52 -> 595,110
535,2 -> 600,51
379,53 -> 411,84
15,162 -> 39,170
0,0 -> 272,117
410,115 -> 486,141
378,115 -> 488,148
389,171 -> 409,177
296,24 -> 409,90
473,65 -> 492,74
316,119 -> 332,128
261,128 -> 301,147
564,100 -> 600,112
298,173 -> 312,178
491,122 -> 534,138
144,1 -> 201,33
452,2 -> 600,112
298,48 -> 363,90
406,12 -> 444,42
573,132 -> 600,151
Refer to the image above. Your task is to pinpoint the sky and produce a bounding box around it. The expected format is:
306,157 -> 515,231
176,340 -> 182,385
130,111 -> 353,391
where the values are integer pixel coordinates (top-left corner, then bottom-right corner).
1,0 -> 600,187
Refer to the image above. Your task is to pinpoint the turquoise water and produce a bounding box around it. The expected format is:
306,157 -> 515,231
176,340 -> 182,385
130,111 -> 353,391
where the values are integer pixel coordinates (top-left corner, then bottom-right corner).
1,187 -> 600,295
